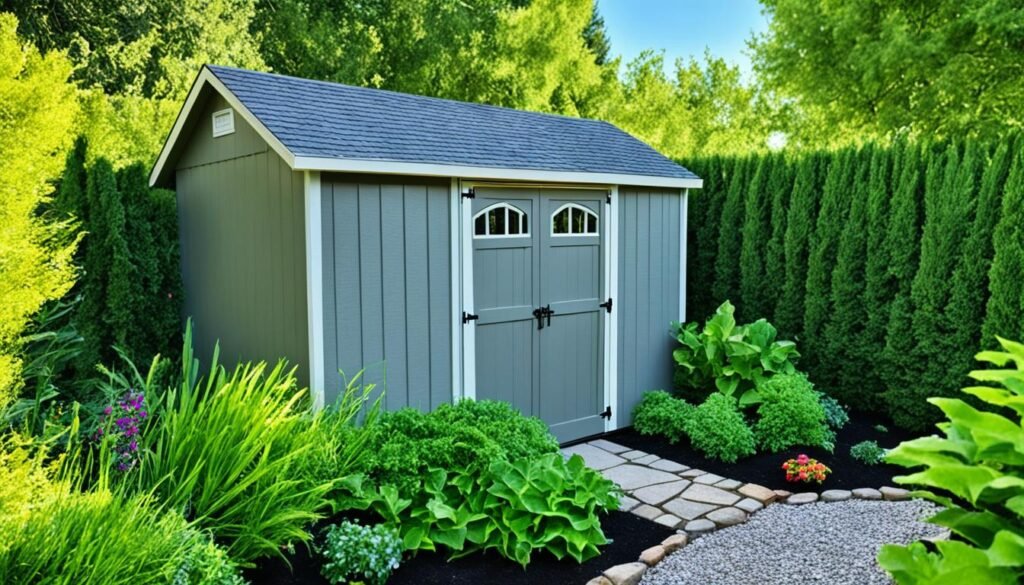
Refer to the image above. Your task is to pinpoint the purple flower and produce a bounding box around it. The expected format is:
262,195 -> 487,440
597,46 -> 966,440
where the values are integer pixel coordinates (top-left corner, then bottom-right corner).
103,406 -> 113,415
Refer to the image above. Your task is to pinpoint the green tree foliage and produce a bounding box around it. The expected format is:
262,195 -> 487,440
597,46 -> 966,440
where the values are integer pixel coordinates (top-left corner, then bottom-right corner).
982,150 -> 1024,345
0,13 -> 79,408
762,153 -> 792,320
775,153 -> 822,339
582,1 -> 611,65
75,159 -> 118,372
713,157 -> 749,310
739,156 -> 773,319
859,145 -> 896,401
752,0 -> 1024,145
685,156 -> 724,322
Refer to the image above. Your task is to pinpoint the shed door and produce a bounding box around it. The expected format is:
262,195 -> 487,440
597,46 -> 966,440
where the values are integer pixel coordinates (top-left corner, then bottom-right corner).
470,187 -> 606,442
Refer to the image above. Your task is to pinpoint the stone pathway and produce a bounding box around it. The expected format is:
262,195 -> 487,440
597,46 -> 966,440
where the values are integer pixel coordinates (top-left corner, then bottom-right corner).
563,439 -> 778,537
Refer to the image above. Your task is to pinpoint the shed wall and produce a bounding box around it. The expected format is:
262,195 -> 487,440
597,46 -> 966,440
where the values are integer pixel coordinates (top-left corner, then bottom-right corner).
320,176 -> 452,408
617,187 -> 682,424
175,93 -> 309,380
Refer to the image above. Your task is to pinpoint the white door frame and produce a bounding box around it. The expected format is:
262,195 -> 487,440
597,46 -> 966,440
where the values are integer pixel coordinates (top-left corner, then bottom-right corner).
454,180 -> 620,432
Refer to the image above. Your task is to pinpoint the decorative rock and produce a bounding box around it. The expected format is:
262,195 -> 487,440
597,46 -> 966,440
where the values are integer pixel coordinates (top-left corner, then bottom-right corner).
693,473 -> 726,485
683,518 -> 716,536
603,562 -> 647,585
705,506 -> 747,527
654,514 -> 683,529
561,444 -> 626,471
587,577 -> 613,585
679,483 -> 742,506
618,495 -> 640,512
630,504 -> 662,520
786,492 -> 819,505
852,487 -> 883,500
590,439 -> 630,454
714,478 -> 742,490
633,454 -> 660,466
738,483 -> 777,504
621,450 -> 648,460
660,533 -> 688,553
774,489 -> 793,499
881,486 -> 911,501
735,497 -> 764,513
602,465 -> 681,491
663,498 -> 718,520
924,529 -> 952,543
679,468 -> 706,478
650,459 -> 689,473
633,480 -> 691,506
820,489 -> 853,502
639,545 -> 666,566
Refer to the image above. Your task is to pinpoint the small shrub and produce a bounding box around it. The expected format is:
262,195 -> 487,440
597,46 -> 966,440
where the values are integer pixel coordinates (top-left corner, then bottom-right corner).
782,454 -> 831,484
632,390 -> 694,443
173,536 -> 248,585
683,393 -> 755,463
319,521 -> 402,585
874,424 -> 889,433
753,374 -> 831,452
850,440 -> 886,466
819,393 -> 849,430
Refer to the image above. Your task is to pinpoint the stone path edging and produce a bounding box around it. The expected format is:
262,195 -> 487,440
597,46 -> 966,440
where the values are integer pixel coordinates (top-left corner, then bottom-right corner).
564,439 -> 913,585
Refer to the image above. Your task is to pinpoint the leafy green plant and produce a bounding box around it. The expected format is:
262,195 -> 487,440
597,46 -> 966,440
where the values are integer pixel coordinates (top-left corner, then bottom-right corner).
752,374 -> 831,453
632,390 -> 694,444
878,337 -> 1024,584
819,393 -> 849,430
874,424 -> 889,433
672,300 -> 800,407
683,393 -> 755,463
849,440 -> 885,466
172,535 -> 248,585
319,520 -> 402,585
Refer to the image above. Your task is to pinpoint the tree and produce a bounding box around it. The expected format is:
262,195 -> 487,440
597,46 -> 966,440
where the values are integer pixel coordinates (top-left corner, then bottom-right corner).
75,159 -> 118,372
751,0 -> 1024,145
982,149 -> 1024,345
713,157 -> 750,309
762,153 -> 792,322
0,13 -> 78,408
686,156 -> 724,322
775,153 -> 823,339
583,1 -> 611,65
739,156 -> 772,319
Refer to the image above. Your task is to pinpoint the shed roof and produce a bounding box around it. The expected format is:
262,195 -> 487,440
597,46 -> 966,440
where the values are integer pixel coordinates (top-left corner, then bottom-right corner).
151,65 -> 701,188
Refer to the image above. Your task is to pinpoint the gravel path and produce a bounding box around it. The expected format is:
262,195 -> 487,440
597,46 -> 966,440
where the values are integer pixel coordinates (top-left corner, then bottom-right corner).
640,499 -> 944,585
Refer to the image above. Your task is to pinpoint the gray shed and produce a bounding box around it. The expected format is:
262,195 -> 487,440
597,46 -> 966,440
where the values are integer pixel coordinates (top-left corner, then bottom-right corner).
151,65 -> 702,443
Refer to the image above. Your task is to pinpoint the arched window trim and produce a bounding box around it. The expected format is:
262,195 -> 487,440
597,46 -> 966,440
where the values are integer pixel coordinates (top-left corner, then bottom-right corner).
550,203 -> 599,237
472,202 -> 529,238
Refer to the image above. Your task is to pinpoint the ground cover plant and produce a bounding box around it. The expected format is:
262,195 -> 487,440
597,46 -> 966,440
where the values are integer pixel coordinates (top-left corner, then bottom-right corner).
849,440 -> 885,466
320,520 -> 402,585
631,390 -> 694,444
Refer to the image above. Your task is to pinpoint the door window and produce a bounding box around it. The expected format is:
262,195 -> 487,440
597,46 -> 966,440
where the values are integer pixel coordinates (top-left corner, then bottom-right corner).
473,203 -> 529,238
551,203 -> 598,236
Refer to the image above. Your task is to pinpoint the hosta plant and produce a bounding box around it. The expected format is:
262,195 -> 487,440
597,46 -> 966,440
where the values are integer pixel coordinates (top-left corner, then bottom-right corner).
782,454 -> 831,484
672,301 -> 800,407
878,338 -> 1024,585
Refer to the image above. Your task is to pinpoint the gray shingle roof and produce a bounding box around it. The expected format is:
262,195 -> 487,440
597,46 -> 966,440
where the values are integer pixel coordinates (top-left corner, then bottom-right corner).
207,65 -> 698,181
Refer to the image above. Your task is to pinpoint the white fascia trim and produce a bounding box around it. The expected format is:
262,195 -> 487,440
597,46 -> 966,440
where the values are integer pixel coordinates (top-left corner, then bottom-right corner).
449,178 -> 464,402
680,189 -> 689,322
304,171 -> 325,409
149,68 -> 296,187
295,156 -> 704,190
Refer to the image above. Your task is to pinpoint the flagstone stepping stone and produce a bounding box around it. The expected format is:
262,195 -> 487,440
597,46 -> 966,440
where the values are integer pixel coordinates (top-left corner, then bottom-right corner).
633,479 -> 691,506
852,487 -> 882,500
683,518 -> 716,536
633,454 -> 660,465
679,468 -> 706,478
561,444 -> 626,471
786,492 -> 819,505
603,562 -> 647,585
649,458 -> 689,473
881,486 -> 910,501
663,498 -> 717,520
735,497 -> 764,513
679,483 -> 741,506
618,495 -> 640,511
738,483 -> 777,504
821,489 -> 852,502
654,514 -> 683,529
714,478 -> 742,490
693,473 -> 726,485
706,506 -> 747,527
589,439 -> 629,454
621,449 -> 648,460
602,464 -> 680,491
630,504 -> 662,520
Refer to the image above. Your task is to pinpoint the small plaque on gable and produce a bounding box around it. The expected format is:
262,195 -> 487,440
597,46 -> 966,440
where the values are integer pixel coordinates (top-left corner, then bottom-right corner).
212,108 -> 235,137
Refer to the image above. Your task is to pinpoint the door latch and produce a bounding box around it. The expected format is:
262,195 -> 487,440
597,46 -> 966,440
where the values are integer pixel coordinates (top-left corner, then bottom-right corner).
599,298 -> 613,313
462,312 -> 479,324
532,305 -> 555,330
599,406 -> 612,419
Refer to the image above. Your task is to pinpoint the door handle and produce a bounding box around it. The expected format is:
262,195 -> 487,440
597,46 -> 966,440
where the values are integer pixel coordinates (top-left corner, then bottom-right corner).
532,307 -> 546,330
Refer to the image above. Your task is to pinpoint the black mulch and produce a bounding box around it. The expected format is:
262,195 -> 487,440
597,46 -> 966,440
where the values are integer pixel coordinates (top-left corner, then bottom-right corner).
245,511 -> 674,585
607,413 -> 920,493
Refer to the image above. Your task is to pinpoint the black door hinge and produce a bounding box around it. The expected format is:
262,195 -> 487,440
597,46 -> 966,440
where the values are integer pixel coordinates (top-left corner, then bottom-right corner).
462,311 -> 479,324
606,192 -> 611,204
462,187 -> 475,199
599,298 -> 613,313
600,406 -> 612,419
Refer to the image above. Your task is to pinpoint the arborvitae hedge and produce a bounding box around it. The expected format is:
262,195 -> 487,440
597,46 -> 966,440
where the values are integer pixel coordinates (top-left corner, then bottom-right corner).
687,156 -> 724,322
683,135 -> 1017,430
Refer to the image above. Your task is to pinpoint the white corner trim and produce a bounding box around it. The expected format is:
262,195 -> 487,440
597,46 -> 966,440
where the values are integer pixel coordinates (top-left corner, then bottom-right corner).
449,178 -> 464,402
460,180 -> 477,401
304,171 -> 325,409
679,189 -> 689,322
606,186 -> 620,430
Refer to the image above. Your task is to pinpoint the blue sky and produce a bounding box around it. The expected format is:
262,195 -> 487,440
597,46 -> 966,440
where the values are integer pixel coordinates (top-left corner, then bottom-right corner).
600,0 -> 769,80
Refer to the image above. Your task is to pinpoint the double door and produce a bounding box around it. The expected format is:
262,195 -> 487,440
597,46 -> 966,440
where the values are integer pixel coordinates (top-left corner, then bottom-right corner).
469,186 -> 607,442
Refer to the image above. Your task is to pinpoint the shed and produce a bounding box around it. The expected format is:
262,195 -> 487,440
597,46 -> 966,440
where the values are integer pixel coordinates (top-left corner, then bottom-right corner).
150,65 -> 702,443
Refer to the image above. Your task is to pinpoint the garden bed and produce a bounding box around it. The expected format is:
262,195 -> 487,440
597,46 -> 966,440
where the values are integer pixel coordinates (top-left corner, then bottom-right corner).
245,510 -> 674,585
607,413 -> 917,492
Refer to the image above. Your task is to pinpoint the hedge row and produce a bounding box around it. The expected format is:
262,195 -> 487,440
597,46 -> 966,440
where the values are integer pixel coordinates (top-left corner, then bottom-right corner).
684,137 -> 1024,431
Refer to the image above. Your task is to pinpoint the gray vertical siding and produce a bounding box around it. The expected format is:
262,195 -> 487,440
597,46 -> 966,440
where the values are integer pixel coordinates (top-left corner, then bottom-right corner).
617,187 -> 683,424
320,176 -> 452,408
175,92 -> 309,380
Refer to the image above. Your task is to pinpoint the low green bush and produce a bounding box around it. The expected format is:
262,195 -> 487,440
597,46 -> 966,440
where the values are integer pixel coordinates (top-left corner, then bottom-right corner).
172,536 -> 248,585
684,393 -> 755,463
849,440 -> 885,465
819,393 -> 849,430
319,520 -> 402,585
878,337 -> 1024,584
752,374 -> 831,452
632,390 -> 694,443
